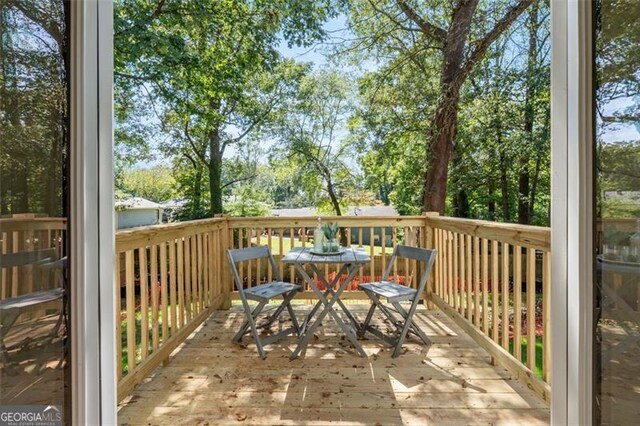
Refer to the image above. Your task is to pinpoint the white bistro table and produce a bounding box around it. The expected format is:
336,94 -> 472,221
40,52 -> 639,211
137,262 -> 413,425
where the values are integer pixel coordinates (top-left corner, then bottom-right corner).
282,247 -> 370,359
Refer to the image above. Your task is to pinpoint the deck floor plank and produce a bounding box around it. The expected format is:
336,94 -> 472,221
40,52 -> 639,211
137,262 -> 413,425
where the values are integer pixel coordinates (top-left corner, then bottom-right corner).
118,305 -> 550,425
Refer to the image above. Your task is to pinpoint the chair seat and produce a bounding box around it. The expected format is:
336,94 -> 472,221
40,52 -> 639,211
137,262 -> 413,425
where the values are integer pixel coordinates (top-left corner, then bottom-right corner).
0,288 -> 64,313
245,281 -> 301,301
359,281 -> 416,301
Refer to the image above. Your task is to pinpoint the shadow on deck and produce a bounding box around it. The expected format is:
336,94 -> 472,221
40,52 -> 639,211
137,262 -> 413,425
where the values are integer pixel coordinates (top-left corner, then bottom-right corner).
118,305 -> 549,425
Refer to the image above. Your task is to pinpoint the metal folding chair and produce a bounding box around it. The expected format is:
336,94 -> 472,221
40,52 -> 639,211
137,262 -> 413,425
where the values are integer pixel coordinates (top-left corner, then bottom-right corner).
0,249 -> 66,367
358,245 -> 437,357
226,246 -> 301,358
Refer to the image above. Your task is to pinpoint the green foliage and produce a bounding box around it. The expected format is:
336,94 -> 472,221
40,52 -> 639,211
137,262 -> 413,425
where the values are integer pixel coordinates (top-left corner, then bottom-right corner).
120,165 -> 176,203
270,69 -> 360,215
1,1 -> 68,216
114,0 -> 337,215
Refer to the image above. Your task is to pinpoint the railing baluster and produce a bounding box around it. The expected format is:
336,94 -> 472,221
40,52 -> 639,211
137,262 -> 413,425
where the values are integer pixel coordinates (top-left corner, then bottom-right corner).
177,238 -> 185,329
482,238 -> 489,335
514,245 -> 522,361
459,233 -> 465,317
453,232 -> 459,311
466,235 -> 472,322
184,237 -> 192,321
447,231 -> 453,305
267,228 -> 273,282
169,239 -> 177,335
140,246 -> 149,360
289,227 -> 295,284
527,247 -> 536,372
473,236 -> 480,327
278,228 -> 284,281
392,226 -> 398,280
125,250 -> 136,372
115,254 -> 122,379
159,241 -> 169,342
197,232 -> 204,310
492,240 -> 499,343
369,228 -> 375,280
247,228 -> 253,288
543,250 -> 551,382
502,242 -> 510,350
150,244 -> 159,351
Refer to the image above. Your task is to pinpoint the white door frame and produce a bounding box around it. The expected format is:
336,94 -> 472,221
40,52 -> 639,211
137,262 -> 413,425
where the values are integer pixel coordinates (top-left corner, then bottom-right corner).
550,0 -> 594,424
67,0 -> 599,424
70,0 -> 116,424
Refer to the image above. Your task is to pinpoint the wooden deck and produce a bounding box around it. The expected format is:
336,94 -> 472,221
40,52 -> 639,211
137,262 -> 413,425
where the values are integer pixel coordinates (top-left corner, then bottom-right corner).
118,305 -> 549,425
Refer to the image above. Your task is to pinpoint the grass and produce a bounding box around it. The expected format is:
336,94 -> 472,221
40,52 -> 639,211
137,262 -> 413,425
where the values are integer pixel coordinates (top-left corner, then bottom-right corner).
509,336 -> 544,379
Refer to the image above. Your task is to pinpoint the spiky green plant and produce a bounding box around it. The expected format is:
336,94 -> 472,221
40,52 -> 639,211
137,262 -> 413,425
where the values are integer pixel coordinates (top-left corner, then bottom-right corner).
322,222 -> 339,240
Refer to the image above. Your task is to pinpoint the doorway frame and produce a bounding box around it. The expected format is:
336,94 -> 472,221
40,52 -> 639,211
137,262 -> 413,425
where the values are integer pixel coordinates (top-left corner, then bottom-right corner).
70,0 -> 116,424
550,0 -> 594,424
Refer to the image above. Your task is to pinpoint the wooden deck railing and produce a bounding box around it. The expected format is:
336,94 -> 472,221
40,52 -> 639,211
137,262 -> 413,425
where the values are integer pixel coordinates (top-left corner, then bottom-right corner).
226,216 -> 428,299
0,216 -> 67,299
115,217 -> 230,401
425,214 -> 551,402
114,214 -> 552,403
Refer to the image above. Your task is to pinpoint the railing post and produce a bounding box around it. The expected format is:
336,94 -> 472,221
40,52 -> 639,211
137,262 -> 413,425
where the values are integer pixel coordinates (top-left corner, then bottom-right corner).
221,216 -> 232,310
423,212 -> 440,309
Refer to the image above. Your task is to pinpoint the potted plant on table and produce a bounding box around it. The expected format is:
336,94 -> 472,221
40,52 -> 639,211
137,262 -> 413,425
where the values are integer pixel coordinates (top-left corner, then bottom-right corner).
322,222 -> 340,253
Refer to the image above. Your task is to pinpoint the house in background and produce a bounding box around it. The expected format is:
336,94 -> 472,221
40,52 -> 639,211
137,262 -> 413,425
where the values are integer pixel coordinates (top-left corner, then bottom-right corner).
115,197 -> 163,229
271,205 -> 398,245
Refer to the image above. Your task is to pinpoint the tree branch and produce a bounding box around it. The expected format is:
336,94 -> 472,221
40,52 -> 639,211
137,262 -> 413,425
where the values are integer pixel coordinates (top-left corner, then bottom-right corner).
394,0 -> 447,43
184,121 -> 207,163
459,0 -> 535,83
221,175 -> 257,190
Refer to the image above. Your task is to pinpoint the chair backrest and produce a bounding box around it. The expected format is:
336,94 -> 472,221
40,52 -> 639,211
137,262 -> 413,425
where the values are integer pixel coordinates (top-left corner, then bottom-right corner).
382,245 -> 437,296
226,246 -> 281,295
0,249 -> 64,298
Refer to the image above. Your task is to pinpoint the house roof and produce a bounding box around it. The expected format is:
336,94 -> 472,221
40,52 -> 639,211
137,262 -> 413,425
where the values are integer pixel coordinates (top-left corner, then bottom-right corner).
271,205 -> 398,217
115,197 -> 163,210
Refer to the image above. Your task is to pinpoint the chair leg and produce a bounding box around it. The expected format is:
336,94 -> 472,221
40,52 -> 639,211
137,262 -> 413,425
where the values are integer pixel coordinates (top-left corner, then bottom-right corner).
283,291 -> 301,335
392,301 -> 430,345
392,300 -> 421,358
233,300 -> 266,343
358,298 -> 377,338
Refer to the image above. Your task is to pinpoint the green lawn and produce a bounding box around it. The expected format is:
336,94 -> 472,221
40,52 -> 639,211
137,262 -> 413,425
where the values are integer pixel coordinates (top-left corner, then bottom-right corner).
509,336 -> 544,379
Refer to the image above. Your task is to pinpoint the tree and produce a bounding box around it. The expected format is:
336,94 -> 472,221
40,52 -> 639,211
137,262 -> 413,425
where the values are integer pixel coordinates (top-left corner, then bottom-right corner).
271,70 -> 358,216
120,165 -> 176,203
114,0 -> 337,216
347,0 -> 535,213
0,0 -> 69,216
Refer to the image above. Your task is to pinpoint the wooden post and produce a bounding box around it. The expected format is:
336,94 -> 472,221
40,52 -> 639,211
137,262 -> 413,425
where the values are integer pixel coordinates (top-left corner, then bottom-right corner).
221,217 -> 232,309
423,212 -> 439,309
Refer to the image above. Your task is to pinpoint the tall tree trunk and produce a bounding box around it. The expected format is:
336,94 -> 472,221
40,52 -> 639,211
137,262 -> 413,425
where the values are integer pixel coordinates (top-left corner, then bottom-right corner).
326,178 -> 342,217
487,184 -> 496,220
518,1 -> 539,225
208,124 -> 223,216
422,0 -> 478,214
193,165 -> 203,216
207,98 -> 223,216
500,152 -> 510,221
517,162 -> 530,224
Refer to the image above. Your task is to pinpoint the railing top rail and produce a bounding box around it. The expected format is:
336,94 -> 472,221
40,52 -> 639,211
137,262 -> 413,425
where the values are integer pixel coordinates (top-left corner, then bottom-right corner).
116,217 -> 227,252
226,216 -> 426,228
426,216 -> 550,251
0,217 -> 67,232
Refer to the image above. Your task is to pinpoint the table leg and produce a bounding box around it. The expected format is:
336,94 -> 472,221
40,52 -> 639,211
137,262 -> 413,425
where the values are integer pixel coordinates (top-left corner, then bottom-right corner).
290,264 -> 367,359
